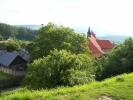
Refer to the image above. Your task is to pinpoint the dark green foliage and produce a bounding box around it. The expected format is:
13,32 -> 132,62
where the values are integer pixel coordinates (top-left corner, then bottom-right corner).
31,23 -> 88,59
96,37 -> 133,80
0,23 -> 37,40
25,49 -> 94,89
6,42 -> 20,52
16,27 -> 37,40
0,23 -> 17,39
0,34 -> 4,40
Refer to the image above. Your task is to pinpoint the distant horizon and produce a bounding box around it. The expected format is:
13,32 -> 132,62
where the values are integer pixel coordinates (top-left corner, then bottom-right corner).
14,23 -> 133,37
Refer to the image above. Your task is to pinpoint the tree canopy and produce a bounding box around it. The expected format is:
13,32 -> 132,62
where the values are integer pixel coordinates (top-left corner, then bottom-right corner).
31,23 -> 88,59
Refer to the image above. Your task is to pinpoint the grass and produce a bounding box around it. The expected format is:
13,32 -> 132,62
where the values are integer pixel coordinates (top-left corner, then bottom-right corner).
1,73 -> 133,100
0,72 -> 11,80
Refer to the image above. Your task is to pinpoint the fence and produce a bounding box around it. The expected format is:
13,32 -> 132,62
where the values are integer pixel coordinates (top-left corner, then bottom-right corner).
0,76 -> 24,89
0,66 -> 26,76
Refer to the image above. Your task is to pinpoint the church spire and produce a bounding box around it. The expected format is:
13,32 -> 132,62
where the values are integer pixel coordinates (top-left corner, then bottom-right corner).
87,26 -> 91,38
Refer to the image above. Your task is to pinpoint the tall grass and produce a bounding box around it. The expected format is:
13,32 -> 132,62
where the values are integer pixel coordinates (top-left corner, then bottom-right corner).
1,73 -> 133,100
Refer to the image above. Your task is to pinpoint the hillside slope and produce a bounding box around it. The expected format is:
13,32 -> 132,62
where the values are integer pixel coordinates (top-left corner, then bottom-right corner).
1,73 -> 133,100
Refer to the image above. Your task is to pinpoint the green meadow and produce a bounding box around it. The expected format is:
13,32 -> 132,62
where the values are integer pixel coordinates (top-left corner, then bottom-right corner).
1,73 -> 133,100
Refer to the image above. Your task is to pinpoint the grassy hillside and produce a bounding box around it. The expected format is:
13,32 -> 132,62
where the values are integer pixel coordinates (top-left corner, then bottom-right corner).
1,73 -> 133,100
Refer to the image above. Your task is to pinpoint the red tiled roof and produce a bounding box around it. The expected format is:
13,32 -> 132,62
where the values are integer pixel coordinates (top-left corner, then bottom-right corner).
88,36 -> 104,54
96,40 -> 113,49
87,30 -> 113,57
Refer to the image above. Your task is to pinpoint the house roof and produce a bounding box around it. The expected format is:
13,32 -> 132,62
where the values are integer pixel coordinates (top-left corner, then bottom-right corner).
0,51 -> 28,67
97,40 -> 113,49
18,50 -> 30,61
0,52 -> 18,67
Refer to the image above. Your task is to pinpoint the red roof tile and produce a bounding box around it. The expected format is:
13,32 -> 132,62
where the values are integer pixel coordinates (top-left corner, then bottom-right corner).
97,40 -> 113,49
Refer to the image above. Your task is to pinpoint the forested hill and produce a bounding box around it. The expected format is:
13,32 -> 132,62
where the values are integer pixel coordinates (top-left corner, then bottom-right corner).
0,23 -> 37,40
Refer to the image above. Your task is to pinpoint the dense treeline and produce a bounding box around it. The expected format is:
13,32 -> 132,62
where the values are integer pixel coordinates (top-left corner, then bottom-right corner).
0,23 -> 37,40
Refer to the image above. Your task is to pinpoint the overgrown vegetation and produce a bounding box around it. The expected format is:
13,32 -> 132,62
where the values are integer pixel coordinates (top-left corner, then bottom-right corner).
25,49 -> 94,89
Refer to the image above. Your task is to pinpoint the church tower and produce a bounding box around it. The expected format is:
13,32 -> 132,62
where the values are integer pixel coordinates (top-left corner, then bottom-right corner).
87,27 -> 96,38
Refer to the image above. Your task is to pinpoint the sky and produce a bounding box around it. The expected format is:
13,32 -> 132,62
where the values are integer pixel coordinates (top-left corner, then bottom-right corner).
0,0 -> 133,36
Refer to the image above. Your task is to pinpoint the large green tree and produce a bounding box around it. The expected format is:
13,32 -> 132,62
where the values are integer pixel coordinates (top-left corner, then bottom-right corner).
31,23 -> 88,59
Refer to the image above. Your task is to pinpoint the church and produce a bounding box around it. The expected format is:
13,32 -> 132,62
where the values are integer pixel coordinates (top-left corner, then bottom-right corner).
87,28 -> 113,58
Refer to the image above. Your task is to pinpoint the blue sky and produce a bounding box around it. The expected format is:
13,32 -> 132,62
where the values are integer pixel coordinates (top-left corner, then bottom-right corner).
0,0 -> 133,36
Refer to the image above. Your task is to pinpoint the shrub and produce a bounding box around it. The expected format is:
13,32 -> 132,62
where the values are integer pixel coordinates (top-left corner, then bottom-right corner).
6,41 -> 20,51
0,40 -> 20,51
25,49 -> 94,89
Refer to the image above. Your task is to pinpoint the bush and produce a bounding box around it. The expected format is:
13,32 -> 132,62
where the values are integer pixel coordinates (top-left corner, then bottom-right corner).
0,40 -> 21,52
6,41 -> 20,52
25,49 -> 94,89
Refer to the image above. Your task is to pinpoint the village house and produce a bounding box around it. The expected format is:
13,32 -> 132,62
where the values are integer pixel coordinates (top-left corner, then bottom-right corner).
87,28 -> 113,58
0,50 -> 29,76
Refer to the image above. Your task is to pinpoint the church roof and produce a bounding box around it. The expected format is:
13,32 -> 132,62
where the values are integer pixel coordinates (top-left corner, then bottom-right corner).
89,36 -> 104,54
88,30 -> 113,57
97,40 -> 113,49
